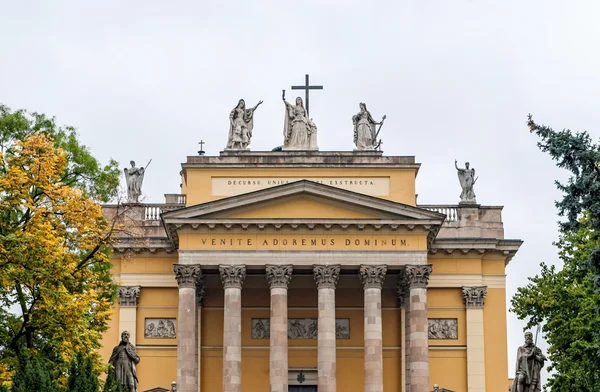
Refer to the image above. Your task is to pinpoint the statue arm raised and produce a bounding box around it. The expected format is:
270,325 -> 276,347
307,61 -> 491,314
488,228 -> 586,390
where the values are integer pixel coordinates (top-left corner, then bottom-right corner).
252,100 -> 263,111
454,160 -> 459,170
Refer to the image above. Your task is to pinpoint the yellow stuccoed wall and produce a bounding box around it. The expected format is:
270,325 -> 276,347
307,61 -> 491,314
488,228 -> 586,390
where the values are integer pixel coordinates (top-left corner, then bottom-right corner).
101,251 -> 510,392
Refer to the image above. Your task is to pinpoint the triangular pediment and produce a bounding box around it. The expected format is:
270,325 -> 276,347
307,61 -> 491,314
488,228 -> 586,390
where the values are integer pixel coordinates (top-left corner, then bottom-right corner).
163,180 -> 444,222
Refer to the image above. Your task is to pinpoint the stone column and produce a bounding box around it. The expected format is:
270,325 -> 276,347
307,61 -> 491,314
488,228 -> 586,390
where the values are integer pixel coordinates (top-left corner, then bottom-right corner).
396,272 -> 410,392
266,265 -> 293,392
359,265 -> 387,392
118,286 -> 140,345
219,265 -> 246,392
174,264 -> 202,392
197,275 -> 205,392
404,265 -> 432,392
462,286 -> 487,392
313,265 -> 341,392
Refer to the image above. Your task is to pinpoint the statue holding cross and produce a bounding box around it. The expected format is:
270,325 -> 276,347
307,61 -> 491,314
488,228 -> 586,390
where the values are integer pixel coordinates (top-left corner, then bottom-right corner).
281,74 -> 322,151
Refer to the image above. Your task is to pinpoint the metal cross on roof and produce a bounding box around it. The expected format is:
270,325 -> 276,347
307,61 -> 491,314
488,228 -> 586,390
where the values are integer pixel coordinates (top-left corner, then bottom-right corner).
198,140 -> 205,156
291,74 -> 323,117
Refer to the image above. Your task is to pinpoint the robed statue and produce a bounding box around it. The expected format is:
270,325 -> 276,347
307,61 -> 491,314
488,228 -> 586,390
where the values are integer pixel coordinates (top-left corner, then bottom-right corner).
226,99 -> 263,150
124,160 -> 149,204
455,160 -> 477,203
352,102 -> 385,150
282,92 -> 318,150
109,331 -> 140,392
511,331 -> 546,392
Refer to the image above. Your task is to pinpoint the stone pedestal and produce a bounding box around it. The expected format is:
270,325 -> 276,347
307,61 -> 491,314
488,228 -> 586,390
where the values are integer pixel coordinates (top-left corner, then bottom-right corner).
266,265 -> 293,392
462,286 -> 487,392
404,265 -> 432,392
313,265 -> 340,392
359,265 -> 387,392
174,264 -> 202,392
219,265 -> 246,392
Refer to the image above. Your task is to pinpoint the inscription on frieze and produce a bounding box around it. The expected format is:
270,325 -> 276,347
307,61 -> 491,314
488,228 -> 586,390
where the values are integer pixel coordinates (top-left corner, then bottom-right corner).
428,318 -> 458,339
251,318 -> 350,339
145,318 -> 177,338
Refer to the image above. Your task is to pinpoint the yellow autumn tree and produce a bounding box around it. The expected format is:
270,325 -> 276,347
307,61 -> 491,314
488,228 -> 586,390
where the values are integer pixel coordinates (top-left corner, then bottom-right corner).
0,133 -> 116,385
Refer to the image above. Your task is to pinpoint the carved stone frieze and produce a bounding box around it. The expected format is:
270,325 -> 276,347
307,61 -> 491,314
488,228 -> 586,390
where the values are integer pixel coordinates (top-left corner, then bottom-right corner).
145,318 -> 176,338
219,264 -> 247,289
251,318 -> 350,339
313,265 -> 341,289
118,286 -> 140,307
428,318 -> 458,339
404,264 -> 433,288
266,265 -> 293,289
462,286 -> 487,307
173,264 -> 202,288
359,265 -> 387,289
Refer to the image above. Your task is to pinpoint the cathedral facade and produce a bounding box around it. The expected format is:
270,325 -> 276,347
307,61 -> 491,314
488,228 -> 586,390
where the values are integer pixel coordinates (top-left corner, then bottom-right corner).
100,150 -> 521,392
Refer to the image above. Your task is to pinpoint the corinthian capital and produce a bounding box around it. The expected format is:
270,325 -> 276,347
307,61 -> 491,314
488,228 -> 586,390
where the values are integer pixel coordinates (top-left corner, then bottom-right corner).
313,265 -> 341,289
118,286 -> 140,307
404,264 -> 432,288
266,265 -> 293,289
462,286 -> 487,307
219,265 -> 246,289
173,264 -> 202,288
359,265 -> 387,289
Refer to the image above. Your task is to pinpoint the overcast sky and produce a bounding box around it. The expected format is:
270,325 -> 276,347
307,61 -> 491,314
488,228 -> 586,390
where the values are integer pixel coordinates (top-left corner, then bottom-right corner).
2,0 -> 599,382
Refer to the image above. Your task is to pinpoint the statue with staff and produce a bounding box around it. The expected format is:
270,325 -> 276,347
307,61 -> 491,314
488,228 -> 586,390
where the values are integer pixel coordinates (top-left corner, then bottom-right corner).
455,159 -> 477,203
511,328 -> 546,392
352,102 -> 386,150
124,159 -> 151,204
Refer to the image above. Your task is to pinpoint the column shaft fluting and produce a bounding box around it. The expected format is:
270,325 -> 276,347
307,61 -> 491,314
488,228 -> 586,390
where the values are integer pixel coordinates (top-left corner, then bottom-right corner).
266,265 -> 293,392
219,265 -> 246,392
314,265 -> 340,392
174,264 -> 202,392
404,265 -> 432,392
359,265 -> 387,392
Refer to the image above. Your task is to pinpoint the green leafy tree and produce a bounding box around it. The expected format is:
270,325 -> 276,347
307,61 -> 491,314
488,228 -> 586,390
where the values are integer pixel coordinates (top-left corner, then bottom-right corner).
11,356 -> 58,392
102,366 -> 126,392
0,105 -> 122,385
67,353 -> 100,392
511,116 -> 600,391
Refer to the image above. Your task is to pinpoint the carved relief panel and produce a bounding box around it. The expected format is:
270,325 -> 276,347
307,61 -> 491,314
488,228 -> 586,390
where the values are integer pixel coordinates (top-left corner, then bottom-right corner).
251,318 -> 350,339
145,318 -> 177,338
428,318 -> 458,339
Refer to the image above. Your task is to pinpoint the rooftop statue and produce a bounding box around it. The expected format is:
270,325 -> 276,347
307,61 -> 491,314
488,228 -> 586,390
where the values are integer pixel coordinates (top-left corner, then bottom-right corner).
226,99 -> 263,150
124,160 -> 150,204
455,159 -> 477,203
282,90 -> 318,150
352,102 -> 385,150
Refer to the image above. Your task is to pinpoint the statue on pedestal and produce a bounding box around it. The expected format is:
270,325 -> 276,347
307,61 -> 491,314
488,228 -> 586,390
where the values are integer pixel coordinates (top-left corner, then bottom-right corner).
511,331 -> 546,392
352,102 -> 385,150
226,99 -> 263,150
455,160 -> 477,203
108,331 -> 140,392
124,160 -> 150,204
282,91 -> 318,150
